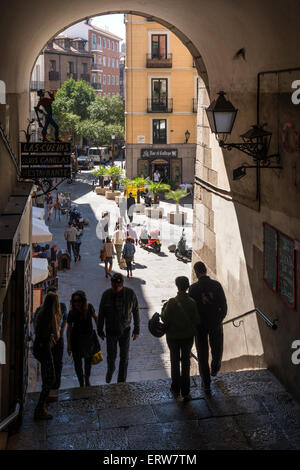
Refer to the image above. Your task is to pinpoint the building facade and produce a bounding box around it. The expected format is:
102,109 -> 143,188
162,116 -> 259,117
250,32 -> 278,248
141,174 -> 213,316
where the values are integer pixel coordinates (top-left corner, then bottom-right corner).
125,14 -> 198,184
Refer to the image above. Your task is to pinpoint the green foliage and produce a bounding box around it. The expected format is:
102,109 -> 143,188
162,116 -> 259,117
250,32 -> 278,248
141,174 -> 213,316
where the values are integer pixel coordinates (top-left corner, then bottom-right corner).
76,120 -> 124,147
165,189 -> 189,212
53,78 -> 97,121
132,177 -> 150,189
88,94 -> 125,125
146,180 -> 171,194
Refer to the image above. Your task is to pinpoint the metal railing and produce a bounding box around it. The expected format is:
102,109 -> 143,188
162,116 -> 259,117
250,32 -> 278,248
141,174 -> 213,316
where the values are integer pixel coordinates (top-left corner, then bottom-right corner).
92,83 -> 101,90
30,81 -> 45,91
48,71 -> 60,81
81,74 -> 90,82
146,53 -> 172,68
67,73 -> 77,80
147,98 -> 173,113
0,402 -> 20,432
223,307 -> 278,330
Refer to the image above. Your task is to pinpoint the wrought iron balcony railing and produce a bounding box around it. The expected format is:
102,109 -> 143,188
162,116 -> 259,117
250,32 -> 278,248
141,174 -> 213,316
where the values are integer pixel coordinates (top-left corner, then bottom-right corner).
147,98 -> 173,113
48,71 -> 60,81
146,53 -> 172,68
30,81 -> 45,91
67,72 -> 77,80
92,82 -> 101,90
81,74 -> 90,82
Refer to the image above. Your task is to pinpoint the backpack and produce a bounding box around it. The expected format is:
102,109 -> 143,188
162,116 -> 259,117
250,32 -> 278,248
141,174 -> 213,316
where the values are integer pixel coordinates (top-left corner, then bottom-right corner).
195,279 -> 227,326
148,312 -> 168,337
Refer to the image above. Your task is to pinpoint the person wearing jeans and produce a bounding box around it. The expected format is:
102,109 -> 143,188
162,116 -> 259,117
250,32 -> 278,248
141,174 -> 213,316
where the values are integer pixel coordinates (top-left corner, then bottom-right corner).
64,222 -> 80,261
161,276 -> 200,401
97,273 -> 140,384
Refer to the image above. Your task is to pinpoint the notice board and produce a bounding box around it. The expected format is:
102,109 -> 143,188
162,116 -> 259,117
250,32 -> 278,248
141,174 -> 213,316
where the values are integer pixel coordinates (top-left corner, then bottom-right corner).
278,233 -> 295,308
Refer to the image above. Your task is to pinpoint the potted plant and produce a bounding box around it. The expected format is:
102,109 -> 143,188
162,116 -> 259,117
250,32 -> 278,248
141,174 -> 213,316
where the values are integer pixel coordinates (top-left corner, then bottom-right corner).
93,167 -> 108,195
165,189 -> 189,225
145,181 -> 170,218
105,166 -> 123,200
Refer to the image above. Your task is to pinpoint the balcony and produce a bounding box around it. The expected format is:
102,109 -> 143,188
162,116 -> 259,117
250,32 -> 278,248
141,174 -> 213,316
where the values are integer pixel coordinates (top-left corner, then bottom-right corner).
147,98 -> 173,113
91,64 -> 102,71
30,81 -> 45,91
146,53 -> 172,68
193,98 -> 198,113
48,71 -> 60,81
81,74 -> 90,82
92,83 -> 101,90
67,73 -> 78,80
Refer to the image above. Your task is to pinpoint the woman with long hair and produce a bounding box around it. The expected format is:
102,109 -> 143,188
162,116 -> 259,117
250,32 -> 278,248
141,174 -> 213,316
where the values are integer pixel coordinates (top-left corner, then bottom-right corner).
122,236 -> 136,278
67,291 -> 98,387
33,292 -> 61,420
102,236 -> 114,278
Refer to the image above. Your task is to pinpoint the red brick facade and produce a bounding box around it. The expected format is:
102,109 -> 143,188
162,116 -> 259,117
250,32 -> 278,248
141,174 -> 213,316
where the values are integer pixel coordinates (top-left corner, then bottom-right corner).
88,26 -> 121,96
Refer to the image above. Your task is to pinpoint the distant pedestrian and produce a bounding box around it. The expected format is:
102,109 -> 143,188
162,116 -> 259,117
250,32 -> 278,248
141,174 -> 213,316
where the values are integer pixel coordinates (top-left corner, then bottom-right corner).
67,291 -> 98,387
74,224 -> 83,261
102,236 -> 115,278
33,293 -> 61,420
127,192 -> 135,223
97,273 -> 140,384
126,224 -> 138,245
118,197 -> 127,224
112,222 -> 125,266
189,262 -> 227,394
64,222 -> 80,261
46,193 -> 54,221
153,169 -> 161,182
98,211 -> 110,253
161,276 -> 200,401
122,237 -> 136,278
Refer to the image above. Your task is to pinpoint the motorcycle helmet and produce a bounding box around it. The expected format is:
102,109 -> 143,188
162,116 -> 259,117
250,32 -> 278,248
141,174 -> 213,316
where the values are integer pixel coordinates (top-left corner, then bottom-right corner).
148,312 -> 167,338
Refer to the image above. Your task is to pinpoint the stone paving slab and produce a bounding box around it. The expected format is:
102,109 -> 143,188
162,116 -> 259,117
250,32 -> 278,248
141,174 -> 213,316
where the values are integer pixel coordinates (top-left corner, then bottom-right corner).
7,370 -> 300,450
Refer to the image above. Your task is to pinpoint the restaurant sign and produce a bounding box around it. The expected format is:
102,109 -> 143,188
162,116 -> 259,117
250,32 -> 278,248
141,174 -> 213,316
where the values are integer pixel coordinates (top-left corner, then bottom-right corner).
141,148 -> 178,158
20,142 -> 71,178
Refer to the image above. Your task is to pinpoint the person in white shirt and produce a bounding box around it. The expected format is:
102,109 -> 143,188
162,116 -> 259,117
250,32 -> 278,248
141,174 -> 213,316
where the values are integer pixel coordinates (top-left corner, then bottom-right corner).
153,170 -> 161,182
112,221 -> 125,266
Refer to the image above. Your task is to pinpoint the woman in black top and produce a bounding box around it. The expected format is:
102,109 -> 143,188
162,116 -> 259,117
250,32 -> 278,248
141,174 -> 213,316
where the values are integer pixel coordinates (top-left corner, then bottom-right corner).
67,290 -> 98,387
33,292 -> 60,420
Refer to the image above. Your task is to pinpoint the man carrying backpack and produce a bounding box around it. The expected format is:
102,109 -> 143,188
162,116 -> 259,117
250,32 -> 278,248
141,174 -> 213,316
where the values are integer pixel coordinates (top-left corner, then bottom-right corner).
189,261 -> 227,394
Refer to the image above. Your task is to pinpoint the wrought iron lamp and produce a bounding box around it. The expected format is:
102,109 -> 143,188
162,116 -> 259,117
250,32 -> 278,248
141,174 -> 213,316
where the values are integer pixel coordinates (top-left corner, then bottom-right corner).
185,129 -> 190,143
206,91 -> 282,180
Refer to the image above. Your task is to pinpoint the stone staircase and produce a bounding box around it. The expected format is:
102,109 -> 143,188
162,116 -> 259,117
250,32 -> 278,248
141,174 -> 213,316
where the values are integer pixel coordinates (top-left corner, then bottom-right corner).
7,369 -> 300,450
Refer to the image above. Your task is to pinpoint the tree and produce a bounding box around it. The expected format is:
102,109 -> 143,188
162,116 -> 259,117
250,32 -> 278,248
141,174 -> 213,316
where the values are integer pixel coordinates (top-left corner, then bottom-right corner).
92,166 -> 107,188
76,120 -> 124,147
53,78 -> 97,120
88,94 -> 125,125
146,181 -> 171,204
132,177 -> 150,203
165,189 -> 189,213
105,166 -> 124,191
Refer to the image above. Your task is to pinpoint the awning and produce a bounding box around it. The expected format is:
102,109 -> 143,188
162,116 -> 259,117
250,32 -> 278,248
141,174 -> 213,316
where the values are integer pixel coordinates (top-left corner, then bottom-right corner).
32,218 -> 53,243
32,206 -> 45,220
32,258 -> 49,285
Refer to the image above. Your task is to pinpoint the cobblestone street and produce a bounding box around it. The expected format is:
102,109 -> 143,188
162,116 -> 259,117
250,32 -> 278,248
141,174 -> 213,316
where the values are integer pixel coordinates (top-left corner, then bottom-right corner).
30,169 -> 195,391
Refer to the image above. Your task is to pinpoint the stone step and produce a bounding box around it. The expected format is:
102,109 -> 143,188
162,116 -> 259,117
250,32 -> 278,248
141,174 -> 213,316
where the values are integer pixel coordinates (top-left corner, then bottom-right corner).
7,369 -> 300,450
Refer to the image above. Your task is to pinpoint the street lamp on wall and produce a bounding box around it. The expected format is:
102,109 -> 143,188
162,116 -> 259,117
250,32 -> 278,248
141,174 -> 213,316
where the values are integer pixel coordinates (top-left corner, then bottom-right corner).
205,91 -> 282,180
185,129 -> 190,144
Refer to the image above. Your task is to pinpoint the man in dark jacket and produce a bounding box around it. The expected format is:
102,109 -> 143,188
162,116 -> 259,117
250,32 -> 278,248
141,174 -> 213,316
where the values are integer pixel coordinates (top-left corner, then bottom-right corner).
97,273 -> 140,383
189,261 -> 227,394
127,192 -> 135,223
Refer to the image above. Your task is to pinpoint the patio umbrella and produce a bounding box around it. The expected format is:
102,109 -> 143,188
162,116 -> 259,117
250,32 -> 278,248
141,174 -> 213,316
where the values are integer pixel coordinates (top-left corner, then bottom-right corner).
32,206 -> 45,220
32,258 -> 49,285
32,218 -> 53,243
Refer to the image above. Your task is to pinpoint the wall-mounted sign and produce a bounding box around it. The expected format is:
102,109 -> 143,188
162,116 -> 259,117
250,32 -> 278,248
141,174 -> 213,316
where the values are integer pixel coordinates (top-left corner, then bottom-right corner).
20,142 -> 71,179
141,148 -> 178,158
137,135 -> 145,144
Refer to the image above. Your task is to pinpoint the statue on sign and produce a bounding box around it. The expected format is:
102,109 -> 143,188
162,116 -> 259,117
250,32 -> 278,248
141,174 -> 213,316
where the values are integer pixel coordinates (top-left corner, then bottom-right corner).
34,89 -> 60,142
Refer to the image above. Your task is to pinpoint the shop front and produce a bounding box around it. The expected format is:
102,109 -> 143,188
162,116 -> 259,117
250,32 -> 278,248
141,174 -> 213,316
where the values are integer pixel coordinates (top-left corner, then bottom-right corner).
137,148 -> 182,186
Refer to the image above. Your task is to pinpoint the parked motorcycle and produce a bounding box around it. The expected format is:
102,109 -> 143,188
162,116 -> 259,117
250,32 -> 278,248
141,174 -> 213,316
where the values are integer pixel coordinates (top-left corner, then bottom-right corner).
175,229 -> 192,262
139,228 -> 161,253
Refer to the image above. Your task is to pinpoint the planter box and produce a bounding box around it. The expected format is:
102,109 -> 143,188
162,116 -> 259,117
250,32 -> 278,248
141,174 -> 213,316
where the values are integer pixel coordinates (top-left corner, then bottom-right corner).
146,207 -> 164,218
168,211 -> 187,225
106,190 -> 121,200
95,187 -> 107,195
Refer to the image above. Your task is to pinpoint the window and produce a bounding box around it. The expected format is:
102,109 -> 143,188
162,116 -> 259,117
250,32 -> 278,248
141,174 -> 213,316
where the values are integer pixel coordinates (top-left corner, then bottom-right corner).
107,39 -> 110,48
112,75 -> 115,85
82,63 -> 87,74
112,41 -> 114,50
102,38 -> 106,48
103,56 -> 106,66
108,57 -> 111,67
263,223 -> 296,309
92,33 -> 96,49
116,76 -> 119,85
50,60 -> 56,71
153,119 -> 167,144
99,75 -> 102,88
107,75 -> 110,85
112,58 -> 115,68
98,37 -> 101,48
98,55 -> 101,64
68,62 -> 74,73
151,78 -> 168,110
93,54 -> 96,65
92,74 -> 96,83
116,59 -> 119,68
103,75 -> 106,85
151,34 -> 167,59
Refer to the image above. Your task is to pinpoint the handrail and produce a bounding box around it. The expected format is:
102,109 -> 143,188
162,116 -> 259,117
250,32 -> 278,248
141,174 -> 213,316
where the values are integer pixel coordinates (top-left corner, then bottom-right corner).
0,123 -> 20,175
0,402 -> 20,432
222,307 -> 278,330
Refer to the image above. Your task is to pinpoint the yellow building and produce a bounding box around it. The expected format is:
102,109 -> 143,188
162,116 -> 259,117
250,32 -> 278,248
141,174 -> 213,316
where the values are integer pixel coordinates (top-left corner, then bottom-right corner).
125,14 -> 198,185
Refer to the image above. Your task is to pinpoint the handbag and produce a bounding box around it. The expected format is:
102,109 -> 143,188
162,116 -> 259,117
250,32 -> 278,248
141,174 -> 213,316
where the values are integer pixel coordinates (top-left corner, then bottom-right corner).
79,330 -> 101,359
91,350 -> 104,365
148,312 -> 168,338
100,248 -> 106,261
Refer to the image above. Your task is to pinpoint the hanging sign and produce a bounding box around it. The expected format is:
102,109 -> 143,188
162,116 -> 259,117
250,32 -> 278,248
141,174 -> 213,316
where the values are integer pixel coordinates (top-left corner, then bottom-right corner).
20,142 -> 72,178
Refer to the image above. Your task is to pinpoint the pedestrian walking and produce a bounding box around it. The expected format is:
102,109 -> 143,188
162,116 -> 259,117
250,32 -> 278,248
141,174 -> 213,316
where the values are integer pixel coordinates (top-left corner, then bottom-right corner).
98,211 -> 110,254
32,293 -> 61,420
161,277 -> 200,401
74,223 -> 83,261
67,291 -> 98,387
118,197 -> 127,224
189,261 -> 227,394
45,192 -> 54,221
33,286 -> 68,399
97,273 -> 140,384
64,222 -> 80,261
127,192 -> 135,223
122,237 -> 136,278
112,222 -> 125,266
126,224 -> 138,245
102,236 -> 115,278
